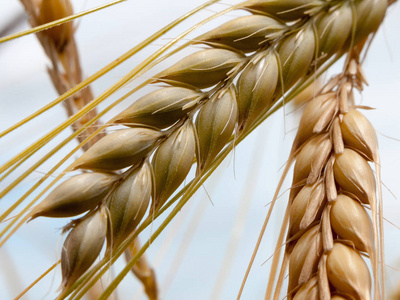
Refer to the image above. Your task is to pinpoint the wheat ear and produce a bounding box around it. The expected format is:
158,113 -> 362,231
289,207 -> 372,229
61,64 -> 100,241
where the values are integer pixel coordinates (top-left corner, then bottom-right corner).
11,0 -> 388,297
269,51 -> 385,299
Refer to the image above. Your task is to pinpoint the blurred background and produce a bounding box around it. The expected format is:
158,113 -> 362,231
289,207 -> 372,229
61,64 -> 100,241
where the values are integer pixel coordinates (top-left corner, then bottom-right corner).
1,0 -> 400,299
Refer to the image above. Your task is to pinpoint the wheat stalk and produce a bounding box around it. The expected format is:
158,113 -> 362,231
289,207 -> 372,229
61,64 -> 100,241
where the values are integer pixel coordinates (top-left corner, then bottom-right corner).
0,0 -> 395,298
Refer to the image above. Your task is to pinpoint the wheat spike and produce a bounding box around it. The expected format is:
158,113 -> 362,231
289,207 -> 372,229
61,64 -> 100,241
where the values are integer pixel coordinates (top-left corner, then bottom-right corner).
2,0 -> 391,298
273,56 -> 384,299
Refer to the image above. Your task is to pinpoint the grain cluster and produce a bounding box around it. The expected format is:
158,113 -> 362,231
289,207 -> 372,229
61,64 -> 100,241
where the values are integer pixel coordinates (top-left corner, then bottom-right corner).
27,0 -> 387,296
281,60 -> 382,299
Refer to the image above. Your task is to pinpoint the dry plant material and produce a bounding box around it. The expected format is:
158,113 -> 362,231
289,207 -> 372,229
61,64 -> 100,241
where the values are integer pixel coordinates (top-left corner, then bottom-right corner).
195,15 -> 286,52
152,120 -> 196,211
107,162 -> 152,249
22,0 -> 388,297
292,276 -> 319,299
242,0 -> 324,21
20,0 -> 105,150
155,48 -> 245,88
112,87 -> 205,129
237,50 -> 278,131
71,127 -> 163,171
30,172 -> 119,219
61,206 -> 108,292
327,243 -> 372,300
38,0 -> 73,52
196,87 -> 238,171
273,55 -> 384,299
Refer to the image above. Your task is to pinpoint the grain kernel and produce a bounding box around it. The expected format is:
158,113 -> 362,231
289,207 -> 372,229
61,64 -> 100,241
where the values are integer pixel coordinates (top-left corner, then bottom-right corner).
156,48 -> 244,89
72,128 -> 163,171
196,15 -> 286,52
152,120 -> 196,211
31,172 -> 118,219
327,243 -> 371,300
195,86 -> 237,171
61,206 -> 108,291
112,87 -> 204,129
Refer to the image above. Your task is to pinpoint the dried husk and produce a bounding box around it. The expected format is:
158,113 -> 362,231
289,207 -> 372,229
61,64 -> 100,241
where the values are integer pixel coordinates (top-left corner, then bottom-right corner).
330,194 -> 373,253
72,128 -> 163,171
321,205 -> 333,251
333,148 -> 376,205
288,225 -> 322,294
155,48 -> 245,89
195,87 -> 237,171
112,87 -> 205,129
318,254 -> 331,300
339,82 -> 351,114
289,181 -> 325,237
340,109 -> 378,161
292,93 -> 336,152
107,162 -> 152,248
327,243 -> 371,300
61,206 -> 108,291
277,24 -> 315,92
30,172 -> 118,219
292,134 -> 332,186
292,276 -> 319,300
38,0 -> 73,52
237,50 -> 278,130
152,120 -> 196,211
242,0 -> 324,21
332,117 -> 344,155
315,3 -> 352,61
196,15 -> 286,52
325,156 -> 338,202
